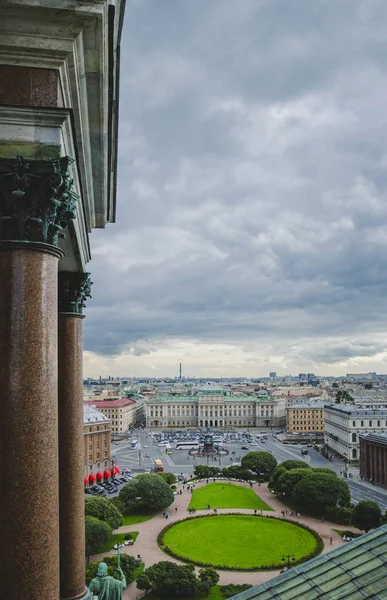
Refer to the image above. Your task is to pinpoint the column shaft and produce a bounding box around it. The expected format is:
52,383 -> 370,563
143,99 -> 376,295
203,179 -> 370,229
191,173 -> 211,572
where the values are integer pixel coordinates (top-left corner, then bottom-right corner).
0,244 -> 60,600
58,314 -> 87,600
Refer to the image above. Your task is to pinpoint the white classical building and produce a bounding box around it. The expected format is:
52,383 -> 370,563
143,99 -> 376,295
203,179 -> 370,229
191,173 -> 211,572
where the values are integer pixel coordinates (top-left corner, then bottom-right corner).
324,404 -> 387,461
146,387 -> 286,429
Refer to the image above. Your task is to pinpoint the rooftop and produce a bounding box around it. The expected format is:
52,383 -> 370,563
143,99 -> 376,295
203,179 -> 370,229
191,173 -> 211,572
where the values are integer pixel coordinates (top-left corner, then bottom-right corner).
148,394 -> 278,404
84,398 -> 135,409
324,404 -> 387,416
288,403 -> 325,410
230,525 -> 387,600
83,404 -> 110,424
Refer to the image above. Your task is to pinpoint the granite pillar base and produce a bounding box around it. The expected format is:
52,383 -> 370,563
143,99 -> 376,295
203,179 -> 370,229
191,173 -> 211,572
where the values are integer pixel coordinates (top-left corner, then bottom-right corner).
58,313 -> 87,600
0,242 -> 61,600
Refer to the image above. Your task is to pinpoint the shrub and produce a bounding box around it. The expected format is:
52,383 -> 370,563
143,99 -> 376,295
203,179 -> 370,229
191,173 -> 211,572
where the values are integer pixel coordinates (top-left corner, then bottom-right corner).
85,516 -> 112,558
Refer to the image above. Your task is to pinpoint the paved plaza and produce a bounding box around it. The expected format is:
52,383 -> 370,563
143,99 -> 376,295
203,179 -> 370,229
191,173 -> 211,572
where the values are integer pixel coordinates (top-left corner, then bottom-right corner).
91,480 -> 361,600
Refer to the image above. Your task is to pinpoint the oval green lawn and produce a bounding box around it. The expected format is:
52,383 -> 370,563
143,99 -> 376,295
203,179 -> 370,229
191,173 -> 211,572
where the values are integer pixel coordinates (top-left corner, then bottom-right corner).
162,515 -> 318,569
188,483 -> 272,511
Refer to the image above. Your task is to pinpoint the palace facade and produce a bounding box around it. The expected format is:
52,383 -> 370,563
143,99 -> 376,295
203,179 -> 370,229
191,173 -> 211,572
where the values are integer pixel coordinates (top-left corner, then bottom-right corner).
146,389 -> 286,429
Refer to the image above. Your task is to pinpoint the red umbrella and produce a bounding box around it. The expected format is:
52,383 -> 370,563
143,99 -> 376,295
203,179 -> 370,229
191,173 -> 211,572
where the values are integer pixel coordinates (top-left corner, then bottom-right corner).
88,473 -> 96,483
84,476 -> 88,485
103,470 -> 111,479
114,466 -> 120,474
96,472 -> 103,481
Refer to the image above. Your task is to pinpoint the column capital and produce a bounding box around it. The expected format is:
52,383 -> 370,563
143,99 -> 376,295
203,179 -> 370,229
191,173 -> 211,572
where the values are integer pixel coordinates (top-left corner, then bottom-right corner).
0,155 -> 77,246
58,272 -> 92,316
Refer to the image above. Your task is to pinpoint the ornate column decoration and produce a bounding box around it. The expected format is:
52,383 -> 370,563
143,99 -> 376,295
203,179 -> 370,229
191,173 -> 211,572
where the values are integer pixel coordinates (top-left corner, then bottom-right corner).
58,272 -> 93,600
0,155 -> 78,600
58,272 -> 92,315
0,155 -> 77,246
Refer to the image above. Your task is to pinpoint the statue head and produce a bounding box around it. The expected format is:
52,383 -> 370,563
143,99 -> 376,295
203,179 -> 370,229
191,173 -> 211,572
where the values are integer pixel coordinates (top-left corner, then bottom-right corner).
97,562 -> 108,577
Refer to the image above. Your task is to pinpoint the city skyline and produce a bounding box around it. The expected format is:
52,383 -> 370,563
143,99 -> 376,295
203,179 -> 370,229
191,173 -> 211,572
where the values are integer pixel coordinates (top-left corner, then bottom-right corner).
84,1 -> 387,378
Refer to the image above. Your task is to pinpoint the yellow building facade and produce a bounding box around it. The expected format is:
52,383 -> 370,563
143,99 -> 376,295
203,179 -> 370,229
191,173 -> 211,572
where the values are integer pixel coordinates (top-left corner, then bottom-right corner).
286,404 -> 325,433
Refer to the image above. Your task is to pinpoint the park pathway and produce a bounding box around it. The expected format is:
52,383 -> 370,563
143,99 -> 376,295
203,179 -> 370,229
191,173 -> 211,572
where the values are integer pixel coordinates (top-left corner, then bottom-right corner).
91,480 -> 362,600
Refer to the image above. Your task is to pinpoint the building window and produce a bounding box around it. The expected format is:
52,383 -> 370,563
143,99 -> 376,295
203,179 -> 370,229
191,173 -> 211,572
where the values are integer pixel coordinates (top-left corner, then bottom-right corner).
352,421 -> 356,427
369,421 -> 372,427
361,421 -> 364,427
352,433 -> 356,443
378,421 -> 381,427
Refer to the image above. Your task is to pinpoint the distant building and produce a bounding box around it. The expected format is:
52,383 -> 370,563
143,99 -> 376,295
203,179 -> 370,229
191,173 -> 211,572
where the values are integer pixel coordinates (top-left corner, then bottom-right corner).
83,404 -> 111,477
269,372 -> 276,379
145,385 -> 286,429
324,404 -> 387,461
360,433 -> 387,487
84,397 -> 143,433
286,403 -> 325,433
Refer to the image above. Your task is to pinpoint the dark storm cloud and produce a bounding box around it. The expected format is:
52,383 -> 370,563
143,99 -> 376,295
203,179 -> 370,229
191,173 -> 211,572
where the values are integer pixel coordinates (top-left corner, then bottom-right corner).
84,0 -> 387,374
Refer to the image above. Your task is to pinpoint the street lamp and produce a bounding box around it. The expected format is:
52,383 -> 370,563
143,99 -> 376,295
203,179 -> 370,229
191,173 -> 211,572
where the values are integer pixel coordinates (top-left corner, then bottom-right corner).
282,554 -> 295,570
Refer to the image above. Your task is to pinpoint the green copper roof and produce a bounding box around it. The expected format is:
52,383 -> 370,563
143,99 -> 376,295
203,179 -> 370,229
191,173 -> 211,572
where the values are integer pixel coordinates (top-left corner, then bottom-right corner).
230,525 -> 387,600
149,395 -> 276,404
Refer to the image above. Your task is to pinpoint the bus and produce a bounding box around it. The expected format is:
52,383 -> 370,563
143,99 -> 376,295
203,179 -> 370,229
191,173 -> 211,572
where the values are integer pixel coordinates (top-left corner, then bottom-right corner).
175,441 -> 200,450
154,459 -> 164,472
130,439 -> 138,449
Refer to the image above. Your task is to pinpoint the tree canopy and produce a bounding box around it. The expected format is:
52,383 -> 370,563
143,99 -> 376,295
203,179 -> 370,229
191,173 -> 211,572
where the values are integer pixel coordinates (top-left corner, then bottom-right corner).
335,390 -> 354,404
351,500 -> 381,532
119,474 -> 174,511
194,465 -> 220,478
277,468 -> 312,496
85,516 -> 112,558
137,561 -> 197,597
268,466 -> 287,491
241,451 -> 277,477
197,567 -> 220,596
280,460 -> 311,471
85,496 -> 123,530
222,465 -> 252,480
292,472 -> 350,514
158,472 -> 177,485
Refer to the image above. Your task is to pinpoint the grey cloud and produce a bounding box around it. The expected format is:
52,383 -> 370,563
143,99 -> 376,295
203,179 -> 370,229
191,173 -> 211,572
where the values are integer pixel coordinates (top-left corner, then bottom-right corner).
84,0 -> 387,374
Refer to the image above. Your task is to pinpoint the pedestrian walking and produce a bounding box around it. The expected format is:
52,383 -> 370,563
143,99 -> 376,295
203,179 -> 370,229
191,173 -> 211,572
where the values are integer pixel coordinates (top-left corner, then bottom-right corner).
321,517 -> 324,523
162,512 -> 165,518
254,509 -> 257,515
330,537 -> 333,545
175,507 -> 178,512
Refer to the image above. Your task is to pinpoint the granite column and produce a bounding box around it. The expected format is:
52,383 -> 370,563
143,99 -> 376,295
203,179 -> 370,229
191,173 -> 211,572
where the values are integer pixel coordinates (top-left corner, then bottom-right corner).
0,155 -> 77,600
58,273 -> 92,600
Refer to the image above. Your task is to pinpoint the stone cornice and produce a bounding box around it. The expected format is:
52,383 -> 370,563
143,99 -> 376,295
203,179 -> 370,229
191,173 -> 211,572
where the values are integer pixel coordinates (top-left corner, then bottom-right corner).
58,272 -> 92,315
0,155 -> 77,246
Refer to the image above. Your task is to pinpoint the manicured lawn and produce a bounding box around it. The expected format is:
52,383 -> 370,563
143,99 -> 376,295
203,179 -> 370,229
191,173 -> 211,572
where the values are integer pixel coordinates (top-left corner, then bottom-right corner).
188,483 -> 272,511
162,515 -> 318,569
94,531 -> 139,554
143,585 -> 224,600
122,510 -> 154,526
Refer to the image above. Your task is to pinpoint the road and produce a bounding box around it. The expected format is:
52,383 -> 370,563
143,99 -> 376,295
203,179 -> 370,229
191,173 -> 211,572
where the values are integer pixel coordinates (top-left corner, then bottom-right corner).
111,429 -> 387,512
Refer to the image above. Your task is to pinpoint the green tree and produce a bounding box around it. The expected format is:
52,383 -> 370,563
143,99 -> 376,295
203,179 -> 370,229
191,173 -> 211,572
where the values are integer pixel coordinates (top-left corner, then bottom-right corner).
364,383 -> 373,390
197,567 -> 219,596
158,472 -> 177,485
335,390 -> 354,404
194,465 -> 220,478
241,451 -> 277,477
85,496 -> 123,530
119,474 -> 174,511
292,473 -> 350,515
277,468 -> 312,496
381,510 -> 387,525
332,383 -> 339,388
351,500 -> 381,532
85,555 -> 141,586
222,466 -> 252,480
268,466 -> 287,491
85,516 -> 112,560
137,561 -> 197,597
280,460 -> 311,471
313,468 -> 338,476
221,584 -> 253,598
110,496 -> 126,515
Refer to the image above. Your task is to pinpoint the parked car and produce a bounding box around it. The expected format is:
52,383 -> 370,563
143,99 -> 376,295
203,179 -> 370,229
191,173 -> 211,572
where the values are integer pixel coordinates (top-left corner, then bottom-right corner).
124,540 -> 134,546
113,543 -> 123,550
241,446 -> 249,450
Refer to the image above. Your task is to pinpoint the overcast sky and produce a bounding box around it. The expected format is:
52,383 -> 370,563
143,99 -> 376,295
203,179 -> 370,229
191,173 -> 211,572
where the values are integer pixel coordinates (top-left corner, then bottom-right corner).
84,0 -> 387,379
